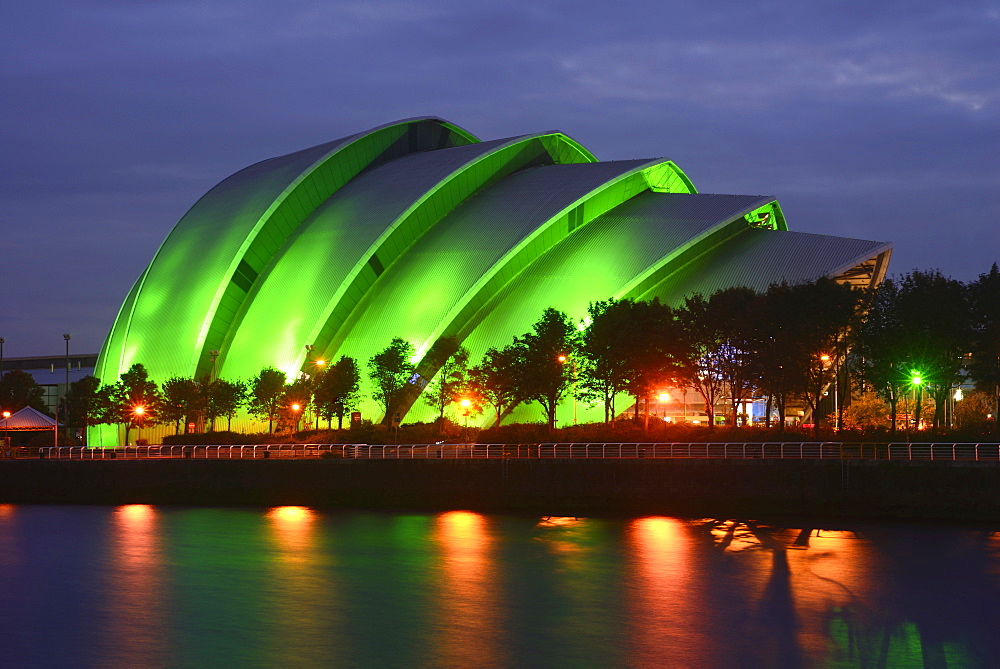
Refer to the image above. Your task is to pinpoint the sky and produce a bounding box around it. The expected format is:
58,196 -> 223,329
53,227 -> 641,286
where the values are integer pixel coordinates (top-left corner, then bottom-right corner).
3,0 -> 999,358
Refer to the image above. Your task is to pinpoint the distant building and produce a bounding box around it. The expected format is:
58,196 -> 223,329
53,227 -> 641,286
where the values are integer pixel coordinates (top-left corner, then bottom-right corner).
4,354 -> 98,412
90,117 -> 891,446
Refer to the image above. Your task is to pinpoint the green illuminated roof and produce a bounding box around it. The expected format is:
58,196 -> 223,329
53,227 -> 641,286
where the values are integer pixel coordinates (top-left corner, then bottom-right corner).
90,117 -> 892,442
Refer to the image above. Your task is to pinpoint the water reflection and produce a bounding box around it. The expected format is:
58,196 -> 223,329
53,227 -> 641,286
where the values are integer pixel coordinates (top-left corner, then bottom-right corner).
103,504 -> 167,666
430,510 -> 505,667
0,506 -> 998,667
264,505 -> 344,665
628,516 -> 715,667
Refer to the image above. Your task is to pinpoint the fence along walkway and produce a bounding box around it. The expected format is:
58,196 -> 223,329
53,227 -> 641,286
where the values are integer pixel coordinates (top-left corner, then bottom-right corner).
34,442 -> 1000,461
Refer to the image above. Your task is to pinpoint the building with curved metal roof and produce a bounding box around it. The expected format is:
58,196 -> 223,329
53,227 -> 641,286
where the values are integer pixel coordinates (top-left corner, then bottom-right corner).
89,117 -> 891,444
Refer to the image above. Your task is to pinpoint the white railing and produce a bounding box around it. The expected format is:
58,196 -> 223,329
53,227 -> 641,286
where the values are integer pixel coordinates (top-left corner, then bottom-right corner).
36,444 -> 353,460
34,442 -> 1000,461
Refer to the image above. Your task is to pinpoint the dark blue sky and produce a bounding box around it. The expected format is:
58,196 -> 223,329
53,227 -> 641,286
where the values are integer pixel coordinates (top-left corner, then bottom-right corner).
3,0 -> 998,357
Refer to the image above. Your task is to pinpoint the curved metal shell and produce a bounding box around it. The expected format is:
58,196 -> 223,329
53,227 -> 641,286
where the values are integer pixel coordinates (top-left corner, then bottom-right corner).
90,118 -> 891,444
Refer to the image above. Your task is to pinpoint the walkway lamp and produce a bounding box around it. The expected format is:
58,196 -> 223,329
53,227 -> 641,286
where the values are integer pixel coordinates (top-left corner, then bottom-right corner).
2,410 -> 9,455
460,398 -> 471,442
133,405 -> 145,446
909,373 -> 925,436
557,354 -> 578,424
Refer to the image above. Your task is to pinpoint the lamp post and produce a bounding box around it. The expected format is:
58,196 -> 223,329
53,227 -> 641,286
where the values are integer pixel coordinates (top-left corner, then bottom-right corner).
2,410 -> 9,456
460,398 -> 471,443
0,336 -> 5,380
819,354 -> 838,431
557,354 -> 578,424
910,373 -> 924,434
133,405 -> 145,446
63,333 -> 70,443
291,403 -> 302,432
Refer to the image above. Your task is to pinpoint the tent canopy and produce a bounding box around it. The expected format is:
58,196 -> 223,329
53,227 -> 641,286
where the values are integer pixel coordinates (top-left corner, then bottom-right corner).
0,406 -> 59,431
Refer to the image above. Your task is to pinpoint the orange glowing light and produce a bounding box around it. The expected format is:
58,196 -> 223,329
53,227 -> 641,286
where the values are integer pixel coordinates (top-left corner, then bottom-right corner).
557,354 -> 567,363
315,359 -> 326,366
460,398 -> 471,407
133,405 -> 145,416
820,354 -> 830,362
658,392 -> 671,402
291,403 -> 301,412
267,505 -> 313,523
2,411 -> 10,419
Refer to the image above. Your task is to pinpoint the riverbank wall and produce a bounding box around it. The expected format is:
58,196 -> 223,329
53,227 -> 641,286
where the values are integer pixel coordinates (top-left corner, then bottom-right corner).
1,458 -> 999,522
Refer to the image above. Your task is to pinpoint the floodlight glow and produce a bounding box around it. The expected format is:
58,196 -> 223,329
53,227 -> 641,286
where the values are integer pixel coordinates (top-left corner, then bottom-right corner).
87,115 -> 893,446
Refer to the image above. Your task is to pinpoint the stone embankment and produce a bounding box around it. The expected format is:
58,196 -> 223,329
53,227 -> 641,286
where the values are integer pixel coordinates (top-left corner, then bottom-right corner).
2,458 -> 999,522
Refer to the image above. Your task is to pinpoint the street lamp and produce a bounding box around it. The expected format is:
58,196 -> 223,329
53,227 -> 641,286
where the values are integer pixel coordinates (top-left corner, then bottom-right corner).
820,353 -> 839,430
658,392 -> 671,422
557,354 -> 578,424
909,372 -> 924,437
2,410 -> 9,456
64,333 -> 70,444
291,403 -> 302,432
460,398 -> 472,442
133,405 -> 145,446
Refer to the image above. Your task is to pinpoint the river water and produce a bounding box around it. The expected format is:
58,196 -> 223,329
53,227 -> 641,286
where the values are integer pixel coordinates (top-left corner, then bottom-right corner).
0,505 -> 997,668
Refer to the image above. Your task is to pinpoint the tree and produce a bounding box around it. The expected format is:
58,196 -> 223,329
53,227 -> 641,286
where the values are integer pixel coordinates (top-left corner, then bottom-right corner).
578,299 -> 634,423
841,393 -> 890,431
852,279 -> 908,432
105,363 -> 162,446
423,342 -> 470,427
368,338 -> 415,425
511,308 -> 576,431
853,271 -> 971,432
897,270 -> 971,429
277,375 -> 312,432
754,283 -> 806,427
968,264 -> 1000,436
615,299 -> 685,428
955,389 -> 995,428
247,367 -> 287,433
675,294 -> 729,429
786,279 -> 862,437
161,377 -> 202,434
701,287 -> 761,427
62,375 -> 102,445
202,378 -> 246,431
468,346 -> 522,427
0,369 -> 48,414
314,356 -> 361,429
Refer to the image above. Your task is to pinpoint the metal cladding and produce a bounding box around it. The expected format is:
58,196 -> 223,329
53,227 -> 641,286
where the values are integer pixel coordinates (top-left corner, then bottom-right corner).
90,117 -> 891,443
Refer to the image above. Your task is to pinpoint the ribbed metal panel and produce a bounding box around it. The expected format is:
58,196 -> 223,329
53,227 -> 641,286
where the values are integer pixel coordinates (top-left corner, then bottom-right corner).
331,160 -> 656,367
644,229 -> 891,304
460,192 -> 774,362
219,136 -> 522,381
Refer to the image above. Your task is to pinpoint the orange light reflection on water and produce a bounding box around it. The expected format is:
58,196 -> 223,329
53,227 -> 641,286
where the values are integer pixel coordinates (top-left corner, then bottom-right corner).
430,510 -> 504,668
104,504 -> 167,665
264,505 -> 342,665
627,517 -> 713,667
785,529 -> 878,663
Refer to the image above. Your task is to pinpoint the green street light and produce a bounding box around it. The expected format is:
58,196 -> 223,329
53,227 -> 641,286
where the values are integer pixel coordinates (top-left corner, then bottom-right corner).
911,374 -> 923,386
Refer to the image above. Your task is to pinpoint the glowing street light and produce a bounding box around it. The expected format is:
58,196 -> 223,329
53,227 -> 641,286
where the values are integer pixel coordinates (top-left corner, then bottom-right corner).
908,371 -> 925,436
133,405 -> 146,447
2,410 -> 10,456
557,354 -> 578,424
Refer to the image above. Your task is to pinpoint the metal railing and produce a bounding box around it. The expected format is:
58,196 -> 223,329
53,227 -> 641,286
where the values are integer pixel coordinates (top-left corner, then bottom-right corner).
33,442 -> 1000,461
36,444 -> 353,460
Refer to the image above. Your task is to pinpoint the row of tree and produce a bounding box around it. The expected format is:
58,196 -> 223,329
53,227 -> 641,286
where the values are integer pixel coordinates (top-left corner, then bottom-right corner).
6,265 -> 996,441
